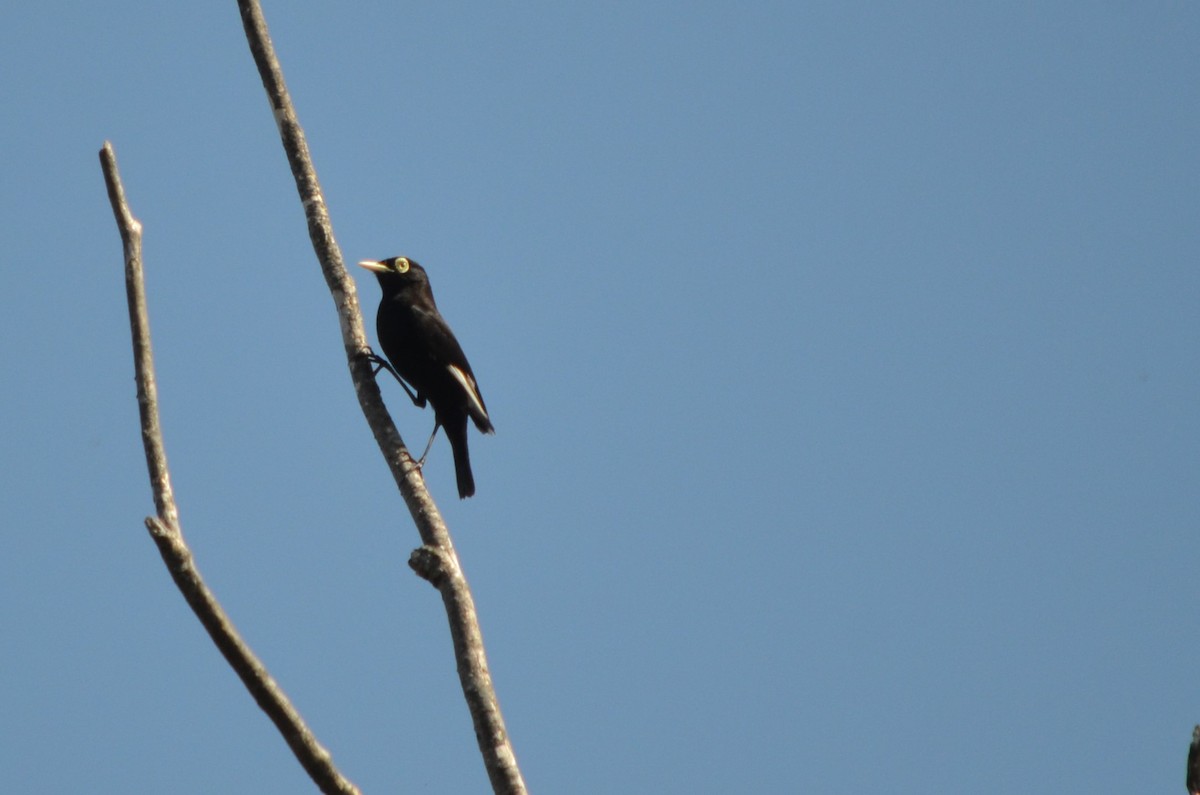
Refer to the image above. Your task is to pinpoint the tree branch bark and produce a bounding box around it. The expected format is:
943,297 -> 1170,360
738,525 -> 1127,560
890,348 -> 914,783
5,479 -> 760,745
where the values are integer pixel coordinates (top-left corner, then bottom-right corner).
235,3 -> 527,793
100,141 -> 362,795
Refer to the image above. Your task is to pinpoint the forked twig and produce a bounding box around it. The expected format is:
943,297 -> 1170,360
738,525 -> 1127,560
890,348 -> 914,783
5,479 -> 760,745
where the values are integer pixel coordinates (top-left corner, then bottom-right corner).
100,141 -> 361,795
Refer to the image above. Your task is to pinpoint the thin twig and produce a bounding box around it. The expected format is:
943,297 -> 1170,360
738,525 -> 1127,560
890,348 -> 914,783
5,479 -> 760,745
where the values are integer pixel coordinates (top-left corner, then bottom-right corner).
100,144 -> 177,528
235,3 -> 527,793
100,141 -> 361,795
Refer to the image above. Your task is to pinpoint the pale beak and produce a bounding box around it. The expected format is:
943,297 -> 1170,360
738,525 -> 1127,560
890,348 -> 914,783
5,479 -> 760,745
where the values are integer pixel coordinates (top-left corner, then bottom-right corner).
358,259 -> 388,273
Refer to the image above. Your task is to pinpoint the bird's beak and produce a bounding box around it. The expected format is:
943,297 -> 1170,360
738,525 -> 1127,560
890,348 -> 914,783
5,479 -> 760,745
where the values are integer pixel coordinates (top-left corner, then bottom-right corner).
358,259 -> 388,273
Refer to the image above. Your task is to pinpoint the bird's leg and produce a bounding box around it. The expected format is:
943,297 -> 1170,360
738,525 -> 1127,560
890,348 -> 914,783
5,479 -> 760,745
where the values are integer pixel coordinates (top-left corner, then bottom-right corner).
364,350 -> 396,379
363,350 -> 425,407
416,421 -> 441,468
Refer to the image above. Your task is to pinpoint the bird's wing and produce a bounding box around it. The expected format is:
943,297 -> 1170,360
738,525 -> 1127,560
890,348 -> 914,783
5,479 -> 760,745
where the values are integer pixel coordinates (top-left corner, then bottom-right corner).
413,306 -> 492,427
448,363 -> 489,425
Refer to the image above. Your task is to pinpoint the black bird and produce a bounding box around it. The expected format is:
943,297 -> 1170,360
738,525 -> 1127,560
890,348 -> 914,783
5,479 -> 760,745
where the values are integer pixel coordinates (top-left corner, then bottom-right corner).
359,256 -> 493,498
1188,725 -> 1200,795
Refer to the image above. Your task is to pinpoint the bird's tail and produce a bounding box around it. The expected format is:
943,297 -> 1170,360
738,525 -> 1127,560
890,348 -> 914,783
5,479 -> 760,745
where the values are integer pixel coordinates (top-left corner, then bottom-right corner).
444,417 -> 476,499
471,408 -> 495,435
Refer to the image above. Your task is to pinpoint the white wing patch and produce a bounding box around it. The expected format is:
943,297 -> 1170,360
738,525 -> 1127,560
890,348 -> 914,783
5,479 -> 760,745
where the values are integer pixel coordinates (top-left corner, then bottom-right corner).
448,363 -> 488,420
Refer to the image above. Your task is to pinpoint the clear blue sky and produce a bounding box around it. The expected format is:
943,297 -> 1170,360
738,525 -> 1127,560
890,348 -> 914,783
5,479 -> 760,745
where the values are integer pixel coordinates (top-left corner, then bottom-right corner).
2,3 -> 1197,792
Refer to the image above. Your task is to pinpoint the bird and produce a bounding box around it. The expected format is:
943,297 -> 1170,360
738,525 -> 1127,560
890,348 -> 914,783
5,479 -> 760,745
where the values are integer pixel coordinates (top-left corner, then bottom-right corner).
358,256 -> 493,498
1188,725 -> 1200,795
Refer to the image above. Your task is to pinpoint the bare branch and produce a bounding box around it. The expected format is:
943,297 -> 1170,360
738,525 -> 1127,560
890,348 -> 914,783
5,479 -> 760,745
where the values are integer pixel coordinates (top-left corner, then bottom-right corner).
100,143 -> 177,528
100,142 -> 361,795
235,3 -> 527,793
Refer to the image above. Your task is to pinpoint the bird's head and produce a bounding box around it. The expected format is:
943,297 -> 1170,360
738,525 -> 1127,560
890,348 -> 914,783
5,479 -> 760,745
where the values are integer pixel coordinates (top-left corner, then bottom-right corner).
358,256 -> 429,294
358,256 -> 425,278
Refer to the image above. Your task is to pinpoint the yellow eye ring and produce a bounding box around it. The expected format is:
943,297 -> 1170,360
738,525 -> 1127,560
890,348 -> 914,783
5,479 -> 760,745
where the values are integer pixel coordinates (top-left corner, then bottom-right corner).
395,257 -> 411,273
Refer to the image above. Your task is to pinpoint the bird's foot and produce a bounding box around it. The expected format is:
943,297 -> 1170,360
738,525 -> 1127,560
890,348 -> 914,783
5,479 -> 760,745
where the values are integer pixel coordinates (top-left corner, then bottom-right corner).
363,350 -> 390,376
364,350 -> 425,407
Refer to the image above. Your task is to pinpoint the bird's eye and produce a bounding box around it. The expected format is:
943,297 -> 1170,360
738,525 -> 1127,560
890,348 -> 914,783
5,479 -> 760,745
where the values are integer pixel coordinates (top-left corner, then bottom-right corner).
395,258 -> 410,273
